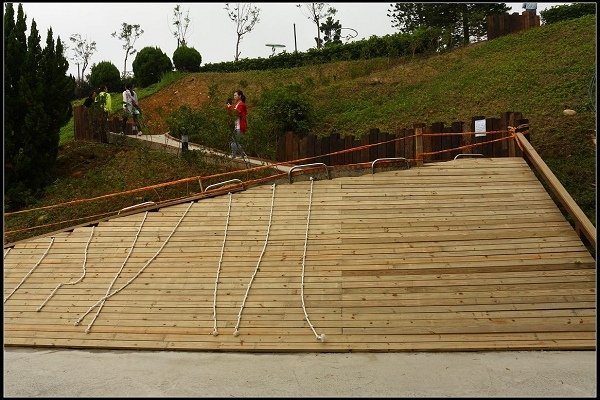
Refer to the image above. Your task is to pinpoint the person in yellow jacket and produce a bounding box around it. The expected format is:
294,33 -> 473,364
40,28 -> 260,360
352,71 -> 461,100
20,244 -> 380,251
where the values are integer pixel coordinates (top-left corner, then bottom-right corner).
96,85 -> 112,112
96,85 -> 112,133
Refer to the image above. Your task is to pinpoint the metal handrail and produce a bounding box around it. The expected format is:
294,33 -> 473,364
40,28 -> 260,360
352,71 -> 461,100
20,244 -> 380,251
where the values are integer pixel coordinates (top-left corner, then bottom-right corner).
204,178 -> 244,192
371,158 -> 409,174
454,153 -> 484,160
118,201 -> 156,215
288,163 -> 330,183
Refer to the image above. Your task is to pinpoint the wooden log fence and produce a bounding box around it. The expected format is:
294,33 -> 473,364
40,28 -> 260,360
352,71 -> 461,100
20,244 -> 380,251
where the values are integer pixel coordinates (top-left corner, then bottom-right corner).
487,11 -> 540,40
276,112 -> 529,165
74,105 -> 135,142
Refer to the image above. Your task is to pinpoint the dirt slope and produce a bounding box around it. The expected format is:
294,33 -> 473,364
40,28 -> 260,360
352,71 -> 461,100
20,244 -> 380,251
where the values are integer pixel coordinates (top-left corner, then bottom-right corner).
140,75 -> 211,134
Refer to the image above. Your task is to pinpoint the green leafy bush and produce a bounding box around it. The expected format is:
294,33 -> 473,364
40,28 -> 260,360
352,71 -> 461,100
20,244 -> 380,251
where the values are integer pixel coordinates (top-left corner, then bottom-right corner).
132,46 -> 173,87
541,3 -> 596,25
89,61 -> 121,92
256,84 -> 313,134
173,46 -> 202,72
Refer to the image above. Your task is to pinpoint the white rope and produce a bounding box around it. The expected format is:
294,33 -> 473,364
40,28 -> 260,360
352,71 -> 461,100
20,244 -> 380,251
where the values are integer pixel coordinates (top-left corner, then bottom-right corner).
4,237 -> 54,303
4,247 -> 12,258
233,184 -> 276,337
75,201 -> 194,326
77,212 -> 148,333
38,227 -> 95,311
301,178 -> 325,342
211,193 -> 233,336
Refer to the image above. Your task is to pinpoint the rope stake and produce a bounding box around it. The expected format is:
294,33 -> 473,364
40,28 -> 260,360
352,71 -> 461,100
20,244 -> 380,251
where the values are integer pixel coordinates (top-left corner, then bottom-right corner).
4,237 -> 54,303
38,227 -> 95,311
233,184 -> 277,337
301,178 -> 326,342
77,212 -> 148,333
74,201 -> 194,327
211,193 -> 233,336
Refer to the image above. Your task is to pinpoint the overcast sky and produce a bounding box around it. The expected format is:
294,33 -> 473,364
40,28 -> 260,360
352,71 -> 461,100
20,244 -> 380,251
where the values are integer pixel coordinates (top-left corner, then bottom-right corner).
15,2 -> 569,79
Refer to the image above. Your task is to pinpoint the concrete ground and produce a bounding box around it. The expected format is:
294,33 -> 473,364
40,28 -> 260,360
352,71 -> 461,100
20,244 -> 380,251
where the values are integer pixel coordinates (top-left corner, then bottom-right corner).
3,348 -> 596,397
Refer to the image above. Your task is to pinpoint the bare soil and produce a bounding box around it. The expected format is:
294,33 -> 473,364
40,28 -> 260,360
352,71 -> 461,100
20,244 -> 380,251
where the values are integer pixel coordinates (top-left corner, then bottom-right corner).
141,75 -> 211,135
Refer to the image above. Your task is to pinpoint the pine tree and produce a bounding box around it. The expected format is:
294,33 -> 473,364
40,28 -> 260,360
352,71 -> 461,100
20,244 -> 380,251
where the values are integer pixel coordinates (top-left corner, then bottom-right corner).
4,3 -> 75,209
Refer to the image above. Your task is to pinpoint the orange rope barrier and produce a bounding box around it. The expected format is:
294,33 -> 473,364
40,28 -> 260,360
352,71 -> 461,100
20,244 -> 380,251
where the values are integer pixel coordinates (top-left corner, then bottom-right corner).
422,129 -> 510,137
5,129 -> 517,219
419,135 -> 513,157
4,134 -> 417,217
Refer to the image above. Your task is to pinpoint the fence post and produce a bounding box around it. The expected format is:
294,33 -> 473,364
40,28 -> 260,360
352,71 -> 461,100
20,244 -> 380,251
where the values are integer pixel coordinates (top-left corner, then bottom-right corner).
414,124 -> 424,166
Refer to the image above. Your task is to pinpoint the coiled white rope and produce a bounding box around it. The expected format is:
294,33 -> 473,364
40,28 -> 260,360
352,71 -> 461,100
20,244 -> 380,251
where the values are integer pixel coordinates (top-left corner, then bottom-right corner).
4,237 -> 54,303
233,184 -> 276,337
301,178 -> 326,342
77,212 -> 148,333
75,201 -> 194,328
211,193 -> 233,336
4,247 -> 11,258
38,227 -> 95,311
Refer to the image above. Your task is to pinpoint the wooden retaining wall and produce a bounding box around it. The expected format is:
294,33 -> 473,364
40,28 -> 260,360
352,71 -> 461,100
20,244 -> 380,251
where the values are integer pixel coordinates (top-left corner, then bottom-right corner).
487,11 -> 541,40
276,112 -> 529,164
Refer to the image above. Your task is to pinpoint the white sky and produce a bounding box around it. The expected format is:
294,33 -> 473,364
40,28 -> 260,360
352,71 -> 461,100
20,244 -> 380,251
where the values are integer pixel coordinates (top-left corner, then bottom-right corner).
15,2 -> 569,79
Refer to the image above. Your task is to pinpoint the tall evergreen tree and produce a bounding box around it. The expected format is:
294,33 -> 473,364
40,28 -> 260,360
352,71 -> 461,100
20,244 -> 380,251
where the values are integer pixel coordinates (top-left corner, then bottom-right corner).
4,3 -> 75,209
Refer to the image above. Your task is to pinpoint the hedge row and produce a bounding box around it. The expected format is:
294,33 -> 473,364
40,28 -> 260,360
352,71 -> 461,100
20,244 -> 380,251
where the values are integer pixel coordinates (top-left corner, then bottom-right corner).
199,27 -> 443,73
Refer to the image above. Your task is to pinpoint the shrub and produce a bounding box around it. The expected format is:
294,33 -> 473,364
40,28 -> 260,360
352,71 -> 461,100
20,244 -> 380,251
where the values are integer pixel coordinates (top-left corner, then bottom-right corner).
541,3 -> 597,25
256,84 -> 313,135
172,46 -> 202,72
132,46 -> 173,87
89,61 -> 121,92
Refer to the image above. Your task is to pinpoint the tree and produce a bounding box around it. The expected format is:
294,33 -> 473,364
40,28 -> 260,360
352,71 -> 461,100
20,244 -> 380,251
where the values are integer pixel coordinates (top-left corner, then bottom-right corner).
68,33 -> 96,85
169,4 -> 191,48
320,16 -> 342,47
4,3 -> 74,209
296,3 -> 337,49
132,46 -> 173,87
89,61 -> 121,92
112,22 -> 144,78
387,3 -> 509,49
224,3 -> 261,62
173,45 -> 202,72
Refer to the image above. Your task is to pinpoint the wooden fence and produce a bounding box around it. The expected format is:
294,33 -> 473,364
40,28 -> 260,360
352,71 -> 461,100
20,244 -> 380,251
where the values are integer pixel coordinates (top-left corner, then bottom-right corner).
487,11 -> 540,40
276,112 -> 529,165
73,105 -> 135,142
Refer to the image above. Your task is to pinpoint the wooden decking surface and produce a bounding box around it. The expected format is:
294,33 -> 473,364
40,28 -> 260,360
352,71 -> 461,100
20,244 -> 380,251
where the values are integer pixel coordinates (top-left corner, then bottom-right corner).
3,158 -> 596,352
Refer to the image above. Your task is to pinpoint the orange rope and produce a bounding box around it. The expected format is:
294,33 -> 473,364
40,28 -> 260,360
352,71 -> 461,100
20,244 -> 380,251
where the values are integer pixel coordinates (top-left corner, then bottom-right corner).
4,134 -> 417,217
419,135 -> 513,157
422,129 -> 510,137
5,129 -> 517,218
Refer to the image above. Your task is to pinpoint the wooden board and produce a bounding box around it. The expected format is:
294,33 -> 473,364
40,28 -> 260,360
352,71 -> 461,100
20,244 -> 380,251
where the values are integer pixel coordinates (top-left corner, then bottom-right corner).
3,158 -> 596,352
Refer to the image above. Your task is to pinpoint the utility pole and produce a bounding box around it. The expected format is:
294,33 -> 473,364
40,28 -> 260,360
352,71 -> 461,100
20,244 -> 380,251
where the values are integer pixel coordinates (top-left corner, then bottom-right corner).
293,23 -> 297,53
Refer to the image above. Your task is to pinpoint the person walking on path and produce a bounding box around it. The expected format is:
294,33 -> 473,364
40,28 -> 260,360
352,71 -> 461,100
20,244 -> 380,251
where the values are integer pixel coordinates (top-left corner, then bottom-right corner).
225,90 -> 248,160
122,83 -> 142,135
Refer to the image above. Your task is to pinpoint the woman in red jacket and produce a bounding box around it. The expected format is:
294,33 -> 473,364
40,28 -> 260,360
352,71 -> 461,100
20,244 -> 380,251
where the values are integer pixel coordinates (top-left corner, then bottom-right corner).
226,90 -> 248,158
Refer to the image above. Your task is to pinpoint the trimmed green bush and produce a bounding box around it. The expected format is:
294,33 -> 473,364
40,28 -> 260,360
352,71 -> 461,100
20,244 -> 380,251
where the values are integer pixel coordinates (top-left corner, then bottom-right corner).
132,46 -> 173,87
173,46 -> 202,72
89,61 -> 121,92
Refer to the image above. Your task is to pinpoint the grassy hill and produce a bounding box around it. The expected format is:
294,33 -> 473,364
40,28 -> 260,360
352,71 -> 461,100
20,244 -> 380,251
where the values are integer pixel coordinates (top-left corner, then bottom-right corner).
4,15 -> 596,244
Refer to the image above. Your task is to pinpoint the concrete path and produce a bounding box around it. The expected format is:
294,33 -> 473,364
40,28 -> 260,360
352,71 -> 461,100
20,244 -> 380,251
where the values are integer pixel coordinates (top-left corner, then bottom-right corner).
126,132 -> 293,173
3,348 -> 596,397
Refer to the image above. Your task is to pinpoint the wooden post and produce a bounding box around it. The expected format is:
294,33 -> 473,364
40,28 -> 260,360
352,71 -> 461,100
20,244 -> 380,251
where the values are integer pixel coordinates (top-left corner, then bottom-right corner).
368,128 -> 379,162
451,121 -> 463,160
431,122 -> 444,161
414,124 -> 424,166
285,131 -> 294,161
345,134 -> 354,164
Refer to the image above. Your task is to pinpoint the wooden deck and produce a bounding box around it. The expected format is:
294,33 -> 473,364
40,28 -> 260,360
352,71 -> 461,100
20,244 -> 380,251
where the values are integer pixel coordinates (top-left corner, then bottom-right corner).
3,158 -> 596,351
